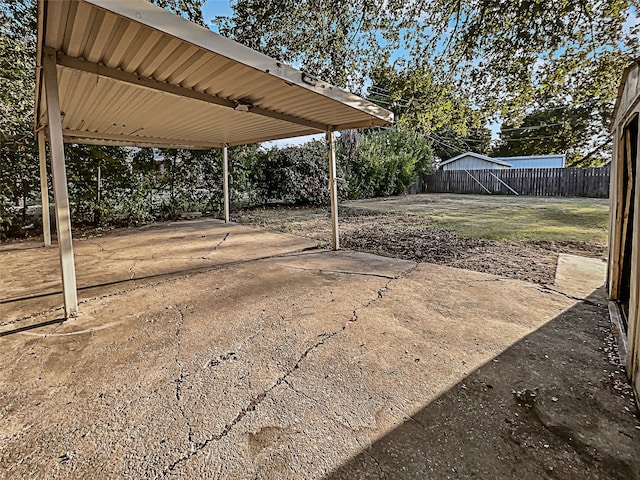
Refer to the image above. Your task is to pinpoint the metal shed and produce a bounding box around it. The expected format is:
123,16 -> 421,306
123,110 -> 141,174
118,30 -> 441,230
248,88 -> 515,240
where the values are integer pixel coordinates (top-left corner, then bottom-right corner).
496,154 -> 566,169
34,0 -> 393,318
608,58 -> 640,401
439,152 -> 512,170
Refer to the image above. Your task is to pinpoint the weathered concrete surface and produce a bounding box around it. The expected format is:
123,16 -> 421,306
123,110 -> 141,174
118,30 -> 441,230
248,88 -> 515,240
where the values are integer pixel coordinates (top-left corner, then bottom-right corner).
0,219 -> 317,323
1,220 -> 638,479
553,253 -> 607,300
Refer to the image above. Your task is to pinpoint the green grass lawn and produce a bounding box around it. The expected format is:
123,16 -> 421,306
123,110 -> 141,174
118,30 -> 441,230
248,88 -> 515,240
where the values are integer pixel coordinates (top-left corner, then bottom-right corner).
344,194 -> 609,244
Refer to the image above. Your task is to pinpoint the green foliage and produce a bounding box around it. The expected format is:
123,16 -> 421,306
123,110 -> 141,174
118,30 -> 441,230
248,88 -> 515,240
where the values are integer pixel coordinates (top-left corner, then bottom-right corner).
151,0 -> 206,25
0,0 -> 38,236
493,105 -> 610,167
370,66 -> 481,135
217,0 -> 406,88
430,125 -> 492,161
253,140 -> 346,205
64,145 -> 126,224
218,0 -> 638,164
154,149 -> 221,218
342,129 -> 433,199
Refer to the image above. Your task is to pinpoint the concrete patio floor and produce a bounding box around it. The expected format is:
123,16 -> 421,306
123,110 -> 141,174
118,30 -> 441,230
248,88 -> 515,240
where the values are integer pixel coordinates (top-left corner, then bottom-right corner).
0,219 -> 638,479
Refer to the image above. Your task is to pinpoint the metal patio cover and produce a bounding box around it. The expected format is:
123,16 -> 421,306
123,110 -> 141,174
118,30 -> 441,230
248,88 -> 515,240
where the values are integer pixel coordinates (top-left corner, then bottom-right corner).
35,0 -> 393,149
34,0 -> 393,318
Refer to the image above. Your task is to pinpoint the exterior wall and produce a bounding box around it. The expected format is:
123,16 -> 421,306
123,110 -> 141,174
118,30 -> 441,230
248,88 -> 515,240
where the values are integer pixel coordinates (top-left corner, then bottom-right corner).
441,156 -> 509,170
500,156 -> 565,169
608,59 -> 640,405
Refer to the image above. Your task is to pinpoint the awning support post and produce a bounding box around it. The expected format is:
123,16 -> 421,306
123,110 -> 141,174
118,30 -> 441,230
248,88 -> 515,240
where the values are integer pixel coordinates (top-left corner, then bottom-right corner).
43,47 -> 78,318
38,130 -> 52,247
327,130 -> 339,250
222,145 -> 230,223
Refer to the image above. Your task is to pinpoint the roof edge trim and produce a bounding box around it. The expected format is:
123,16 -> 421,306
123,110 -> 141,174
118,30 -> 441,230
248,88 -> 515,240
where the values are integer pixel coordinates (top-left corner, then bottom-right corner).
83,0 -> 393,124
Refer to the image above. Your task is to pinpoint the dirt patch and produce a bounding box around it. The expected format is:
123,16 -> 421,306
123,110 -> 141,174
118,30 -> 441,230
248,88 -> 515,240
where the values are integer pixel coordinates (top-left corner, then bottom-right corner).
235,206 -> 606,285
341,222 -> 555,284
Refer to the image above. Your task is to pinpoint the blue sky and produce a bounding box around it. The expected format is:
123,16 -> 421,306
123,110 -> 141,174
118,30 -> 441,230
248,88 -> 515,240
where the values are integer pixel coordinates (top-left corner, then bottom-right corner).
200,1 -> 501,146
201,1 -> 233,32
199,2 -> 638,148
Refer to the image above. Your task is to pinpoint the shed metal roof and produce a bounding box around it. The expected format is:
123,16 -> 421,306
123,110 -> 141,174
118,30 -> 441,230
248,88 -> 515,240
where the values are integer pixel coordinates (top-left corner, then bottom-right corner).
35,0 -> 393,149
439,152 -> 512,168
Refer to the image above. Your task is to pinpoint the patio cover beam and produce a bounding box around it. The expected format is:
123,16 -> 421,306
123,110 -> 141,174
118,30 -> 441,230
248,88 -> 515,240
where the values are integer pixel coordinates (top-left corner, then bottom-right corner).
62,129 -> 222,150
56,54 -> 328,134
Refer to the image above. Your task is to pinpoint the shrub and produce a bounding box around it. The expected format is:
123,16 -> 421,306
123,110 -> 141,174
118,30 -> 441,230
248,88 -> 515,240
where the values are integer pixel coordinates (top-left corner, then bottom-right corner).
254,140 -> 346,205
342,128 -> 433,199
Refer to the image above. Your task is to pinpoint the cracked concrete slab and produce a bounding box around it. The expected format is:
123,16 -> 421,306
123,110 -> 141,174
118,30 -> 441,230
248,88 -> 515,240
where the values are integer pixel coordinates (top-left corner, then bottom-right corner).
1,220 -> 638,479
0,219 -> 317,324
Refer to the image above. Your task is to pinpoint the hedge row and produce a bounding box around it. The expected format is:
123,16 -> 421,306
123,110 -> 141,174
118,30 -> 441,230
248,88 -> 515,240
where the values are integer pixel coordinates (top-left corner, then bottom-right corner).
0,129 -> 433,238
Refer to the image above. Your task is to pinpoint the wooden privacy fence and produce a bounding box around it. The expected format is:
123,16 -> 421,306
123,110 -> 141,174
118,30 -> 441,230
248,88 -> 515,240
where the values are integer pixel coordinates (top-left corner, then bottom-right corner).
419,167 -> 610,198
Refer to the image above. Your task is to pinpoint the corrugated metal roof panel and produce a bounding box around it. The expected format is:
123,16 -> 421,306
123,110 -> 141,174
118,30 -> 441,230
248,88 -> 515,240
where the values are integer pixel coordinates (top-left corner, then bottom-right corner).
36,0 -> 393,148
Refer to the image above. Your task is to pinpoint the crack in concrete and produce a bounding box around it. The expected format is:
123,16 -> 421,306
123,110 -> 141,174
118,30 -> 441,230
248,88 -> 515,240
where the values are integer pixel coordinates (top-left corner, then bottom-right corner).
159,331 -> 338,477
408,414 -> 428,430
1,306 -> 65,328
207,351 -> 237,368
361,262 -> 419,310
536,285 -> 600,306
83,237 -> 104,252
366,447 -> 387,479
277,264 -> 398,280
128,260 -> 140,280
171,303 -> 193,443
201,232 -> 230,259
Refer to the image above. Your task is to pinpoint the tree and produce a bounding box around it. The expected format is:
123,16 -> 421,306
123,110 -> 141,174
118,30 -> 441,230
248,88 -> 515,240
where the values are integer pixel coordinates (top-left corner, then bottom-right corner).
342,128 -> 434,199
217,0 -> 638,160
0,0 -> 39,235
152,0 -> 206,25
367,65 -> 491,161
216,0 -> 407,88
430,124 -> 492,161
493,104 -> 610,167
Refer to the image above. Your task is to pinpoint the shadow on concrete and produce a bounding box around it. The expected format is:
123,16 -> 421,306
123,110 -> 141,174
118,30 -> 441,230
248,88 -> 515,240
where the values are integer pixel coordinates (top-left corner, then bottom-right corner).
1,247 -> 321,305
0,243 -> 50,253
0,317 -> 65,337
327,289 -> 640,480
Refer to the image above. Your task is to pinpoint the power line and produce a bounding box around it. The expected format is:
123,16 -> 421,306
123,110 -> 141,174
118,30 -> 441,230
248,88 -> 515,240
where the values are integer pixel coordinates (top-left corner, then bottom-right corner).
500,135 -> 560,141
500,122 -> 564,133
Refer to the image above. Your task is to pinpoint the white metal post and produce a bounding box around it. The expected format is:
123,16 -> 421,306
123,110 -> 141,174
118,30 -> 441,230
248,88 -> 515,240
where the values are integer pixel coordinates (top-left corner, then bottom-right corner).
327,130 -> 339,250
43,48 -> 78,318
38,130 -> 52,247
223,145 -> 230,223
